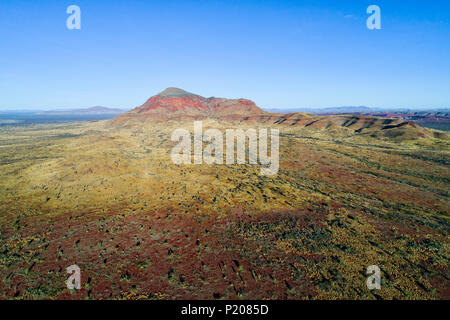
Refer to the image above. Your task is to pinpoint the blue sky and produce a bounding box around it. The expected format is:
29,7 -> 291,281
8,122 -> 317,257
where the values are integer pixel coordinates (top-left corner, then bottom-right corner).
0,0 -> 449,110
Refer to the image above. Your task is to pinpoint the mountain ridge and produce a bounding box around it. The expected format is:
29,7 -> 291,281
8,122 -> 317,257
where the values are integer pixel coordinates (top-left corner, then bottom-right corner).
110,88 -> 447,142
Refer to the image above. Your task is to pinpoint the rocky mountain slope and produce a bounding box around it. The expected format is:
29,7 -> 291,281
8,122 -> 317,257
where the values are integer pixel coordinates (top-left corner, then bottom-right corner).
111,88 -> 267,124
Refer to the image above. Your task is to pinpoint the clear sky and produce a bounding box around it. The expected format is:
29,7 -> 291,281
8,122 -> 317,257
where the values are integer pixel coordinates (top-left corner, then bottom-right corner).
0,0 -> 449,110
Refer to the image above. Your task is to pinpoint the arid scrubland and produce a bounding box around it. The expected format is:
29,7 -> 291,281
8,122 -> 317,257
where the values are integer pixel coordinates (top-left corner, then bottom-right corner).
0,118 -> 448,299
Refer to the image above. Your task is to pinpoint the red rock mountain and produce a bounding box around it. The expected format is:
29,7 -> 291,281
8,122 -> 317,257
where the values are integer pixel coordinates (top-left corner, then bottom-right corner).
111,88 -> 268,125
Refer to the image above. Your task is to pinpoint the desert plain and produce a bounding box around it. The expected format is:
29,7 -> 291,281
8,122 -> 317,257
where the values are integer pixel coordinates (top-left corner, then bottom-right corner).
0,89 -> 448,300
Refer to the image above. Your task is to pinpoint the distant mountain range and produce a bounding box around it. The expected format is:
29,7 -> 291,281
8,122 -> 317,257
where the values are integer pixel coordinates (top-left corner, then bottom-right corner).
2,104 -> 447,116
38,106 -> 125,115
263,106 -> 450,114
264,106 -> 376,114
1,97 -> 448,131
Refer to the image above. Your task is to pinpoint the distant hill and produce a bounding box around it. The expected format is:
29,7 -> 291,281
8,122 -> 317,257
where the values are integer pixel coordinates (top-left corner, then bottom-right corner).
38,106 -> 125,115
356,110 -> 450,132
263,107 -> 450,132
